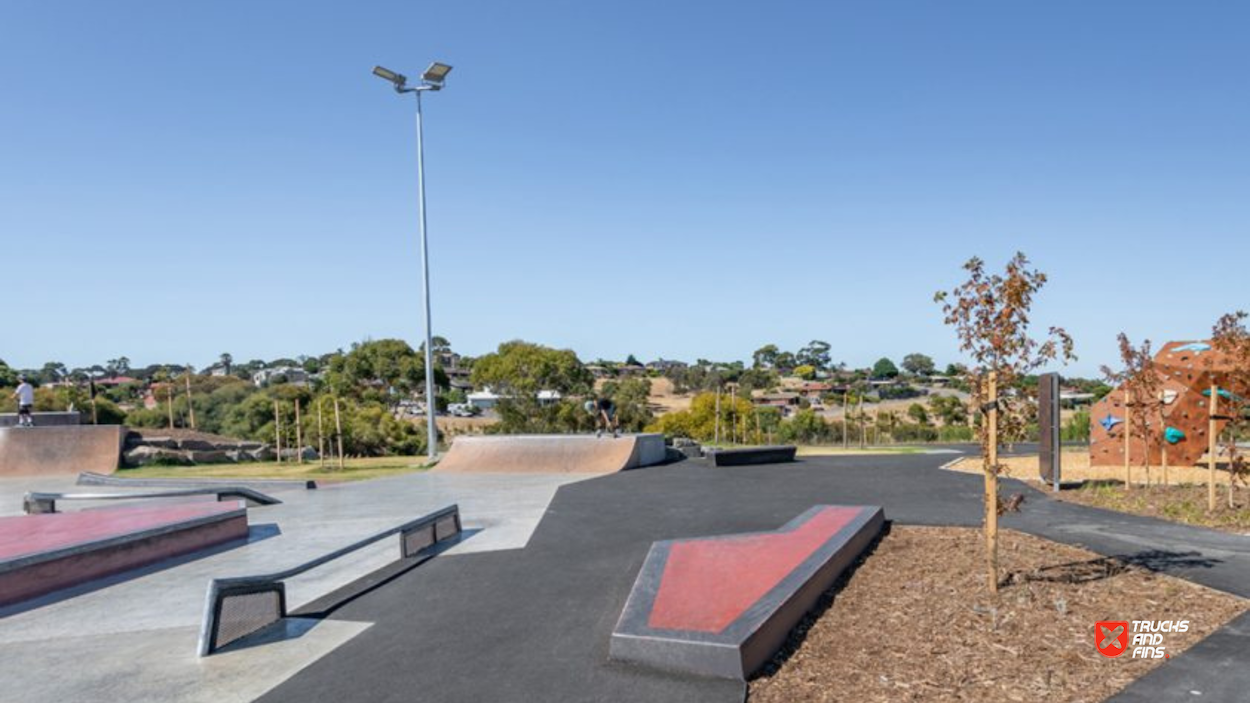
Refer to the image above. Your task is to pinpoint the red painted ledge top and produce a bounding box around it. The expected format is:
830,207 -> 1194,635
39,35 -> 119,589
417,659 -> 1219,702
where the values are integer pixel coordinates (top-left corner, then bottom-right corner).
647,506 -> 865,633
0,501 -> 243,563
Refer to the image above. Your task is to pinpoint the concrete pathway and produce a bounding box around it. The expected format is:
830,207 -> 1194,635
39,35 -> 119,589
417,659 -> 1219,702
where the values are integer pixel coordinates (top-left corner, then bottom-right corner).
0,471 -> 587,702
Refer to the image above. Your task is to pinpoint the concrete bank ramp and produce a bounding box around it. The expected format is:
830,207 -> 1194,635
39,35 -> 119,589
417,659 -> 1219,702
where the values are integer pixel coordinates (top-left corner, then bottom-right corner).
0,426 -> 125,477
433,433 -> 667,474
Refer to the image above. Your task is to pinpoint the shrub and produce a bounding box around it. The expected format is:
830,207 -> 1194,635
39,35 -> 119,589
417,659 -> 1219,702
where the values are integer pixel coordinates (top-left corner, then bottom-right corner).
1062,409 -> 1090,442
778,409 -> 833,444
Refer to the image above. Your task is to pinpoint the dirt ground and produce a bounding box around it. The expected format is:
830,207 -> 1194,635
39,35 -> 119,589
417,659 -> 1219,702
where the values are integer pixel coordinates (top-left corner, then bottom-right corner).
435,415 -> 498,436
946,451 -> 1238,487
817,388 -> 970,420
643,376 -> 693,414
749,526 -> 1246,703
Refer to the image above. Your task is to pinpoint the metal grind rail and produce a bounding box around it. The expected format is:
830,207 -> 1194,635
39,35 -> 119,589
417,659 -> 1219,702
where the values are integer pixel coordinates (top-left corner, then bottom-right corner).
197,503 -> 461,656
23,487 -> 281,514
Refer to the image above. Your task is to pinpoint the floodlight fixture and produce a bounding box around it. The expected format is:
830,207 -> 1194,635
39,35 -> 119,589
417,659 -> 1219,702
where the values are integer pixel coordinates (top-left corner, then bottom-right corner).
421,62 -> 452,88
372,65 -> 408,89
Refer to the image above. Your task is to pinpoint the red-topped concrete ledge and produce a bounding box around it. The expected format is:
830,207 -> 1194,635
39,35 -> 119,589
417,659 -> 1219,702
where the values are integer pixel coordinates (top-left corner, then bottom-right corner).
610,505 -> 884,680
0,501 -> 249,608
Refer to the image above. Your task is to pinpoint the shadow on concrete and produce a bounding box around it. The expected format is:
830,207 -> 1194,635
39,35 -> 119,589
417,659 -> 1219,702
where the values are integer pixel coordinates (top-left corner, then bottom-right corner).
290,528 -> 483,620
214,616 -> 322,655
1117,549 -> 1224,573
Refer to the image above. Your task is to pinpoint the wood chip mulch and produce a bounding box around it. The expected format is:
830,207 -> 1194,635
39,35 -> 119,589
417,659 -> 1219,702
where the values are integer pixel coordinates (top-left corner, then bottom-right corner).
748,526 -> 1246,703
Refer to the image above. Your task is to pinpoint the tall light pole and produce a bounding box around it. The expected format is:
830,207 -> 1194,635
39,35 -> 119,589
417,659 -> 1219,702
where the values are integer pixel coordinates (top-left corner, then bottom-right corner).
373,61 -> 452,461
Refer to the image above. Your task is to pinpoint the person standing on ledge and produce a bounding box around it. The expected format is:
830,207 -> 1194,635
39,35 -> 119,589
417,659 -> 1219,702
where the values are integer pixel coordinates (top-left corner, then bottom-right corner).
13,376 -> 35,427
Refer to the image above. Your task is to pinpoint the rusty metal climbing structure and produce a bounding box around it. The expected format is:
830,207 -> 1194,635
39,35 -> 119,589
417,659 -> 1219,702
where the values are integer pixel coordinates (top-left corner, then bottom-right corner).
1089,340 -> 1243,467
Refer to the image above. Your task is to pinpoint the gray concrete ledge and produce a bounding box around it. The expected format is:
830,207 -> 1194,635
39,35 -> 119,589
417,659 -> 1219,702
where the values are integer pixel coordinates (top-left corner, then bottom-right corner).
610,504 -> 884,679
709,446 -> 798,467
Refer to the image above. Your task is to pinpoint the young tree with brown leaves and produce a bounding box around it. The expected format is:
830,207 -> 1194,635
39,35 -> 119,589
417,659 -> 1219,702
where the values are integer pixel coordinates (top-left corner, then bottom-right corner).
1100,334 -> 1165,489
1212,311 -> 1250,508
936,252 -> 1075,594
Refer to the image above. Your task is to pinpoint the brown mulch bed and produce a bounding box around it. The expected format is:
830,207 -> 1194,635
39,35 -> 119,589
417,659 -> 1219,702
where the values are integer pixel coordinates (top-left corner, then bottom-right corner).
748,526 -> 1246,703
1055,484 -> 1250,534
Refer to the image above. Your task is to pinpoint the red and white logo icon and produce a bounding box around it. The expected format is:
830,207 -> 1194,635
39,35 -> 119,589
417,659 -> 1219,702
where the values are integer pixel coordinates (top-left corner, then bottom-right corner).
1095,621 -> 1130,658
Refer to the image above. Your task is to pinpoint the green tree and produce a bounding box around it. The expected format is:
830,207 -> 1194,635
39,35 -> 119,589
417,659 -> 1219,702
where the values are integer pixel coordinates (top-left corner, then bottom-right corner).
647,392 -> 754,442
1061,409 -> 1090,442
907,402 -> 930,425
601,378 -> 654,432
737,368 -> 778,399
752,344 -> 780,369
0,359 -> 17,388
325,339 -> 448,400
471,340 -> 593,396
41,361 -> 67,383
419,336 -> 453,355
472,341 -> 594,434
797,340 -> 832,370
872,358 -> 899,379
901,353 -> 936,376
778,408 -> 833,444
774,351 -> 797,372
928,394 -> 968,426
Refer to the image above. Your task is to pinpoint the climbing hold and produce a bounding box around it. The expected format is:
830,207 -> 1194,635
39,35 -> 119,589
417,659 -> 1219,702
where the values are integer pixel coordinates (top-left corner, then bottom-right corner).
1201,387 -> 1244,402
1099,414 -> 1123,432
1174,343 -> 1211,353
1165,427 -> 1186,444
1160,389 -> 1178,404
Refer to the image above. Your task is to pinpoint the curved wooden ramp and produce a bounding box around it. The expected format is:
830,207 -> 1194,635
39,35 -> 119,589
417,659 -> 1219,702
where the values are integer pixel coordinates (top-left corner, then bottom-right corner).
432,434 -> 666,474
0,426 -> 125,477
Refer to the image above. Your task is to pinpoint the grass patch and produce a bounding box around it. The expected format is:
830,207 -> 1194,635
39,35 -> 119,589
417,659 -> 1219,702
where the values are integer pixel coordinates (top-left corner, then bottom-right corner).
1059,483 -> 1250,533
794,445 -> 924,456
118,455 -> 433,483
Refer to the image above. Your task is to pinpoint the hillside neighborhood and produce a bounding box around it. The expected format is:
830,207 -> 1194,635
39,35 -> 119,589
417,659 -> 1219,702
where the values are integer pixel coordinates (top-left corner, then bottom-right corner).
0,339 -> 1105,466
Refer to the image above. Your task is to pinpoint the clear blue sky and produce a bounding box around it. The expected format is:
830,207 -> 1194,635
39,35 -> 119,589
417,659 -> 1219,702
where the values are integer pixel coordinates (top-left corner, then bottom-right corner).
3,1 -> 1247,376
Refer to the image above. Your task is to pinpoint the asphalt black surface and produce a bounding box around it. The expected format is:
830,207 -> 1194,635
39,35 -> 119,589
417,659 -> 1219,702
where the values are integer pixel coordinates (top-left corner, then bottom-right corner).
260,451 -> 1250,703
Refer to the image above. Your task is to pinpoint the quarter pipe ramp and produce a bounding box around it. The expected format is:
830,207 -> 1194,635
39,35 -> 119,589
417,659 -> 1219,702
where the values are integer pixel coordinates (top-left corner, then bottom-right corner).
0,426 -> 125,477
432,434 -> 667,474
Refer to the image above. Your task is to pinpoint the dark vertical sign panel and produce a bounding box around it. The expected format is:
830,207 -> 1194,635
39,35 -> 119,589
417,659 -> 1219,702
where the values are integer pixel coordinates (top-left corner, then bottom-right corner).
1039,373 -> 1061,488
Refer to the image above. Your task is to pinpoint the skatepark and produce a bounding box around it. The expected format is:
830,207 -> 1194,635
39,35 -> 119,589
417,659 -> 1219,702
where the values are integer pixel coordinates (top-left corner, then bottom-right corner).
3,423 -> 1250,702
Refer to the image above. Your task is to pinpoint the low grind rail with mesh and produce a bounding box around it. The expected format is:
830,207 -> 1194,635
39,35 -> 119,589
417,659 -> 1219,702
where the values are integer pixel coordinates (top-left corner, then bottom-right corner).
197,504 -> 461,656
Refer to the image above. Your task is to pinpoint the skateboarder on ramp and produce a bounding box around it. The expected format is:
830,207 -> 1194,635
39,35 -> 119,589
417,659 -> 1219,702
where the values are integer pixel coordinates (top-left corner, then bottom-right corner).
583,395 -> 620,439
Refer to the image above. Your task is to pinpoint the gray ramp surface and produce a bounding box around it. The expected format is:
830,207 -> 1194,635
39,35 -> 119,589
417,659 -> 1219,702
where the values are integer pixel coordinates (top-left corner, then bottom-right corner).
259,454 -> 991,703
262,454 -> 1250,703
